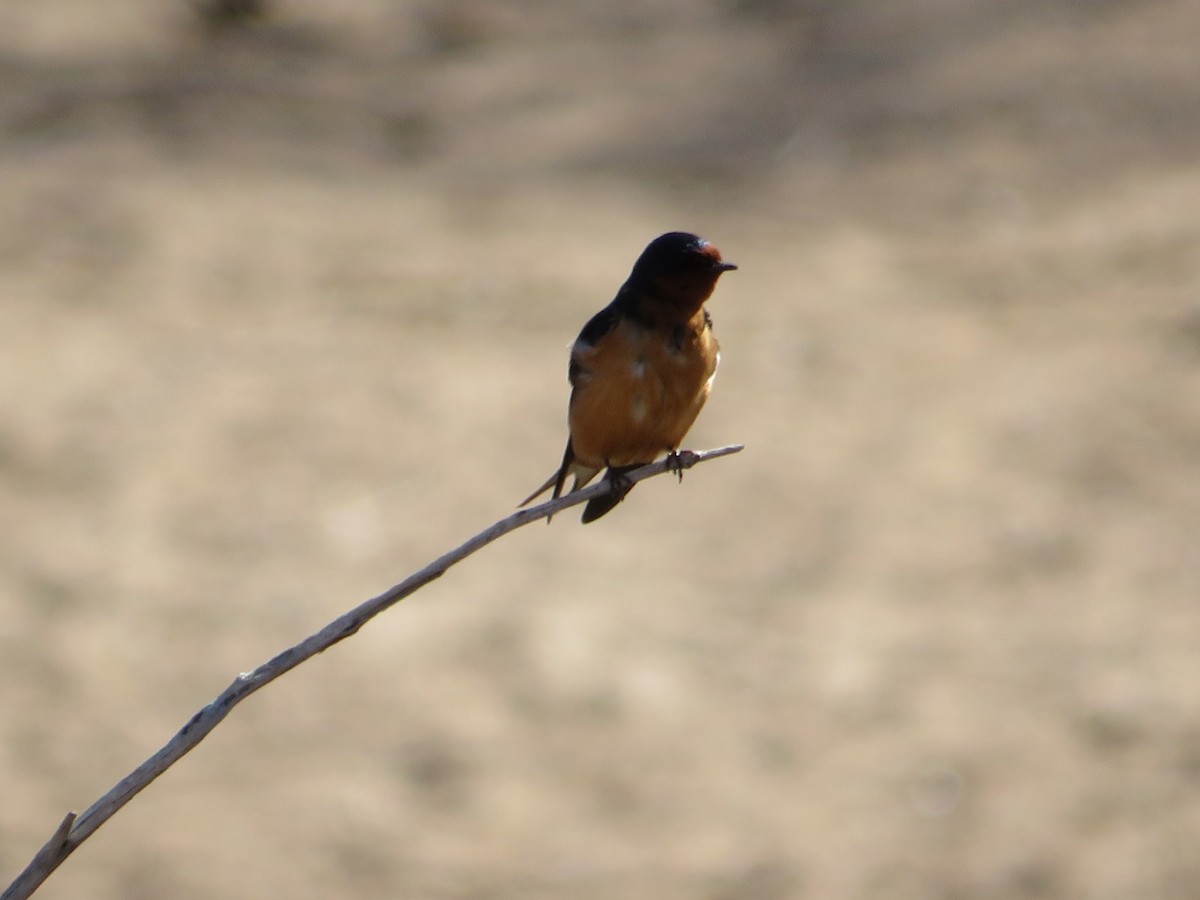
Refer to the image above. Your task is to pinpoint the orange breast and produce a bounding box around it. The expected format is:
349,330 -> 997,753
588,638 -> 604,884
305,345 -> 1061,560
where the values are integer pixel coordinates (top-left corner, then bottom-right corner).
569,314 -> 719,469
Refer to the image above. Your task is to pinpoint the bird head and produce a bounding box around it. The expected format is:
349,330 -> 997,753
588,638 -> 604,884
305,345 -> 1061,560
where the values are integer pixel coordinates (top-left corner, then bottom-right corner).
627,231 -> 737,313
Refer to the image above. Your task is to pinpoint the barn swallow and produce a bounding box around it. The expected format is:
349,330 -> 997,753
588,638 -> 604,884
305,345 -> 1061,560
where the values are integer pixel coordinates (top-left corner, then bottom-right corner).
521,231 -> 736,523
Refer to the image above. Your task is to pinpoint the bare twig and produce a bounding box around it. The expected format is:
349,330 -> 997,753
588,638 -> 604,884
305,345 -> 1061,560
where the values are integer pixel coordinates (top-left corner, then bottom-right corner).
1,444 -> 743,900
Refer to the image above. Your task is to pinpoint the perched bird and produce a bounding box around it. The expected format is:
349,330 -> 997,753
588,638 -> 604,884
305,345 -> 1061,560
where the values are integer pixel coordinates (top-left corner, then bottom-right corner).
522,231 -> 736,522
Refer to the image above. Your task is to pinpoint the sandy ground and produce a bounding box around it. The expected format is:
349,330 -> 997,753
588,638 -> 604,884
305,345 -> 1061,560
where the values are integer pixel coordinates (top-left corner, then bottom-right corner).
2,2 -> 1200,898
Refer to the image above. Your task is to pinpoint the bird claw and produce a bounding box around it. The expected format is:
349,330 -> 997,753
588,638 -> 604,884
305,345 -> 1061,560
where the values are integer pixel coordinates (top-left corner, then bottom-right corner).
665,449 -> 697,482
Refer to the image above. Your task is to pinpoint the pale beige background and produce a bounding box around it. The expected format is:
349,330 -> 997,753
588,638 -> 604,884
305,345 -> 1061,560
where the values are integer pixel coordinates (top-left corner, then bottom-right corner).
2,2 -> 1199,898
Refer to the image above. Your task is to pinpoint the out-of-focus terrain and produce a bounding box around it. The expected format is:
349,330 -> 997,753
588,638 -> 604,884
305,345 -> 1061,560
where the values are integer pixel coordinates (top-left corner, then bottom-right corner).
2,2 -> 1199,898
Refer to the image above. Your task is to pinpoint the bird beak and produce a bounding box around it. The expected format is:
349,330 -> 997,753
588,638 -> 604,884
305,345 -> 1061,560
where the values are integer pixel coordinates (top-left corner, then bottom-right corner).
715,261 -> 738,272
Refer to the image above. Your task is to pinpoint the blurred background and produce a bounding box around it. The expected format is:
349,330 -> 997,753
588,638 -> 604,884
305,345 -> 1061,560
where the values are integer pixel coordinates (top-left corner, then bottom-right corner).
2,1 -> 1199,898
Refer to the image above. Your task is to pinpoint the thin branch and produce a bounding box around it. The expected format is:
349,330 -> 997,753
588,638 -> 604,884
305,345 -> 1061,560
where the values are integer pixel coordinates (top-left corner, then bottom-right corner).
1,443 -> 743,900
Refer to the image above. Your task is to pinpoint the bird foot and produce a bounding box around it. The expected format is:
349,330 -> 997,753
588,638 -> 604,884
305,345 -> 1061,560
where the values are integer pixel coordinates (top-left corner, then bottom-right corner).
665,449 -> 698,482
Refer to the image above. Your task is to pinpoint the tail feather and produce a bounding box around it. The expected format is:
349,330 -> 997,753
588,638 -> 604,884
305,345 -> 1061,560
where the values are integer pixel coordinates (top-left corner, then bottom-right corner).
520,441 -> 600,521
521,450 -> 651,523
580,464 -> 638,523
519,471 -> 560,508
520,440 -> 574,508
581,491 -> 624,523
